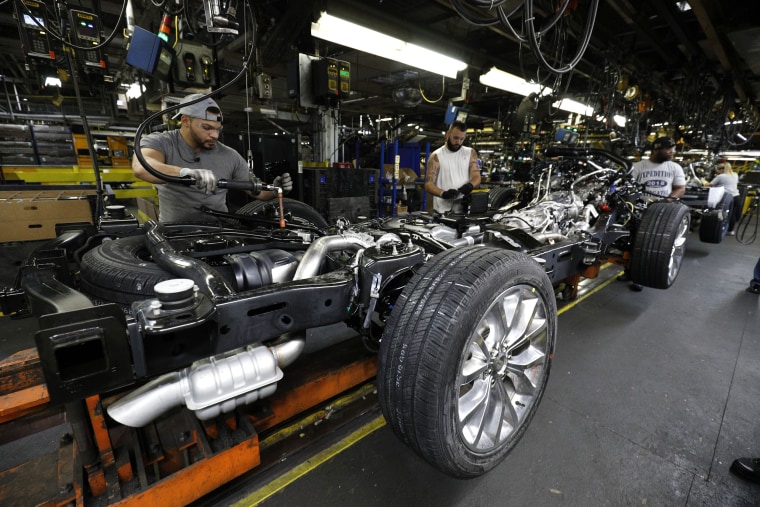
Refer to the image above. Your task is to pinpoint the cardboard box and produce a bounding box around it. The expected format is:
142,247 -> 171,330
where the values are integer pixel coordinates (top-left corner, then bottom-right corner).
0,190 -> 94,242
383,164 -> 419,184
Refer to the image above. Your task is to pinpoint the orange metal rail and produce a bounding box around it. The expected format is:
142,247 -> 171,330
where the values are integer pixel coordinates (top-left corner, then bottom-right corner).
0,339 -> 377,506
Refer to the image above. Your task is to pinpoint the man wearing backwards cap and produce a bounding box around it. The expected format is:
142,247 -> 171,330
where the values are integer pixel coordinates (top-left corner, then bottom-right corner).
132,93 -> 292,222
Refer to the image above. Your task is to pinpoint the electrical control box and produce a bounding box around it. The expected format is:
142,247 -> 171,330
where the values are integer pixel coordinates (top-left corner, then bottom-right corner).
126,26 -> 163,74
171,41 -> 215,88
312,57 -> 350,104
68,9 -> 105,70
14,0 -> 54,60
257,73 -> 272,99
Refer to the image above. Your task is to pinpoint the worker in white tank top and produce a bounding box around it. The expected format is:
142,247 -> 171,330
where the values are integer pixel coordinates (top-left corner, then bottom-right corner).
425,121 -> 481,213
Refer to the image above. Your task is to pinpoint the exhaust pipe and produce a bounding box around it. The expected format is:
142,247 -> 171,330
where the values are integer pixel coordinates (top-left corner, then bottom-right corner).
108,345 -> 283,427
110,232 -> 379,427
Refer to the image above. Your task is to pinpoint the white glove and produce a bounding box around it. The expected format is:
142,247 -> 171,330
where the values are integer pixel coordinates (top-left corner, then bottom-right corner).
180,167 -> 216,194
273,173 -> 293,194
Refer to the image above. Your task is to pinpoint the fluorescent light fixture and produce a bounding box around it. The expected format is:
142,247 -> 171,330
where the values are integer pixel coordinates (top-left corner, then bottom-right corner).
479,67 -> 550,97
311,12 -> 466,79
45,76 -> 62,87
554,98 -> 594,116
613,114 -> 627,127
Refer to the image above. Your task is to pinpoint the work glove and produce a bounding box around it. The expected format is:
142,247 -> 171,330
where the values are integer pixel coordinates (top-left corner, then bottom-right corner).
273,172 -> 293,194
441,188 -> 459,199
458,182 -> 474,195
180,167 -> 216,194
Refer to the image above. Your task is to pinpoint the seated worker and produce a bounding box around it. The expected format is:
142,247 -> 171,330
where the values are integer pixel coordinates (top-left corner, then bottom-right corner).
132,93 -> 292,222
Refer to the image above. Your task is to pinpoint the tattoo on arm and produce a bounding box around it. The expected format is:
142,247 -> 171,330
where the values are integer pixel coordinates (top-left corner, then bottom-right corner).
426,155 -> 440,186
469,150 -> 480,177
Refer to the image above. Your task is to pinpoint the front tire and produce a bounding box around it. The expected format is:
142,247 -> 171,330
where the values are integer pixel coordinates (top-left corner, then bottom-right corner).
630,202 -> 690,289
377,247 -> 556,478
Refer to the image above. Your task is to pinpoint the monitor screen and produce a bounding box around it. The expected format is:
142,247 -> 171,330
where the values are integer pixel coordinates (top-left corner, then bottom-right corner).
23,13 -> 45,29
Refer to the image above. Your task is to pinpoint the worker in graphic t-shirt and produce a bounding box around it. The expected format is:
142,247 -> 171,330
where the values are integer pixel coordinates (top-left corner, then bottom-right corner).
629,136 -> 686,201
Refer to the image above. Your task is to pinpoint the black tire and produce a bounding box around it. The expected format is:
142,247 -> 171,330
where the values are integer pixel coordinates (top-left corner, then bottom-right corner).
630,202 -> 690,289
233,198 -> 328,229
79,235 -> 174,305
698,193 -> 732,243
488,187 -> 517,210
699,210 -> 727,243
377,246 -> 556,478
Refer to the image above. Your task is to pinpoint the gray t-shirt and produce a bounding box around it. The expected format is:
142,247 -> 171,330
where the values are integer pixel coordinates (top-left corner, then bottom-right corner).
630,159 -> 686,199
140,130 -> 249,222
710,173 -> 739,196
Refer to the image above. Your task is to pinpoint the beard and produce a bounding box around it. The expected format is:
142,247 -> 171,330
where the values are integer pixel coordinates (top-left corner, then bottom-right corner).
652,151 -> 672,163
446,139 -> 462,152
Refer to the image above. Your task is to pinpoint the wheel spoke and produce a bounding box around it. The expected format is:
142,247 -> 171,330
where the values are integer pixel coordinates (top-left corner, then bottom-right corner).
668,215 -> 689,281
460,338 -> 490,385
507,346 -> 546,391
458,378 -> 490,442
503,289 -> 539,350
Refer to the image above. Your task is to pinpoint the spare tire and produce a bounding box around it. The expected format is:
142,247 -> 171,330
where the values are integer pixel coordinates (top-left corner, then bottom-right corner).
79,234 -> 239,305
79,235 -> 173,305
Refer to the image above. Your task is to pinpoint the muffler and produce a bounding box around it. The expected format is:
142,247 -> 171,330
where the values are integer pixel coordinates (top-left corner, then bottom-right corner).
107,344 -> 283,427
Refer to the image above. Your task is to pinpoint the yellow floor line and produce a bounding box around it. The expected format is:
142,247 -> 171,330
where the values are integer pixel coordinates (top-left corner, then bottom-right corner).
233,415 -> 387,506
235,269 -> 622,505
558,272 -> 622,315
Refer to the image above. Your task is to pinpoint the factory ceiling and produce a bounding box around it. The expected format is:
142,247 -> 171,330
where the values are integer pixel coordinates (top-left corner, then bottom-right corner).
0,0 -> 759,153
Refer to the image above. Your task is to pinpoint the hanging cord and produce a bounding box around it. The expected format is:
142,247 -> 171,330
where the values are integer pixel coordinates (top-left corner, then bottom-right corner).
523,0 -> 599,74
735,192 -> 759,245
420,76 -> 446,103
243,7 -> 254,171
133,1 -> 257,185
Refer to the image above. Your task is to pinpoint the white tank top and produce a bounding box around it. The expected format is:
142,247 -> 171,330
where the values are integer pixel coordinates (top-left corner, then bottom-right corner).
432,145 -> 472,212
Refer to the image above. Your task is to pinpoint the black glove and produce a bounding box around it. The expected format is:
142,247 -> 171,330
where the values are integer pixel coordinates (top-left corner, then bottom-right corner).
180,167 -> 216,194
273,173 -> 293,194
441,188 -> 459,199
458,183 -> 474,195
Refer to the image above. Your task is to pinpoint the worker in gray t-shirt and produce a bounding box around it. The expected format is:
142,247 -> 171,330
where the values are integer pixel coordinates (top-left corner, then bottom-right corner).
132,93 -> 292,222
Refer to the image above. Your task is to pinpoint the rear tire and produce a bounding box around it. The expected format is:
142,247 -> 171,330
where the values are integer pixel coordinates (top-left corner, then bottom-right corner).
698,194 -> 732,243
630,202 -> 690,289
378,246 -> 556,478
